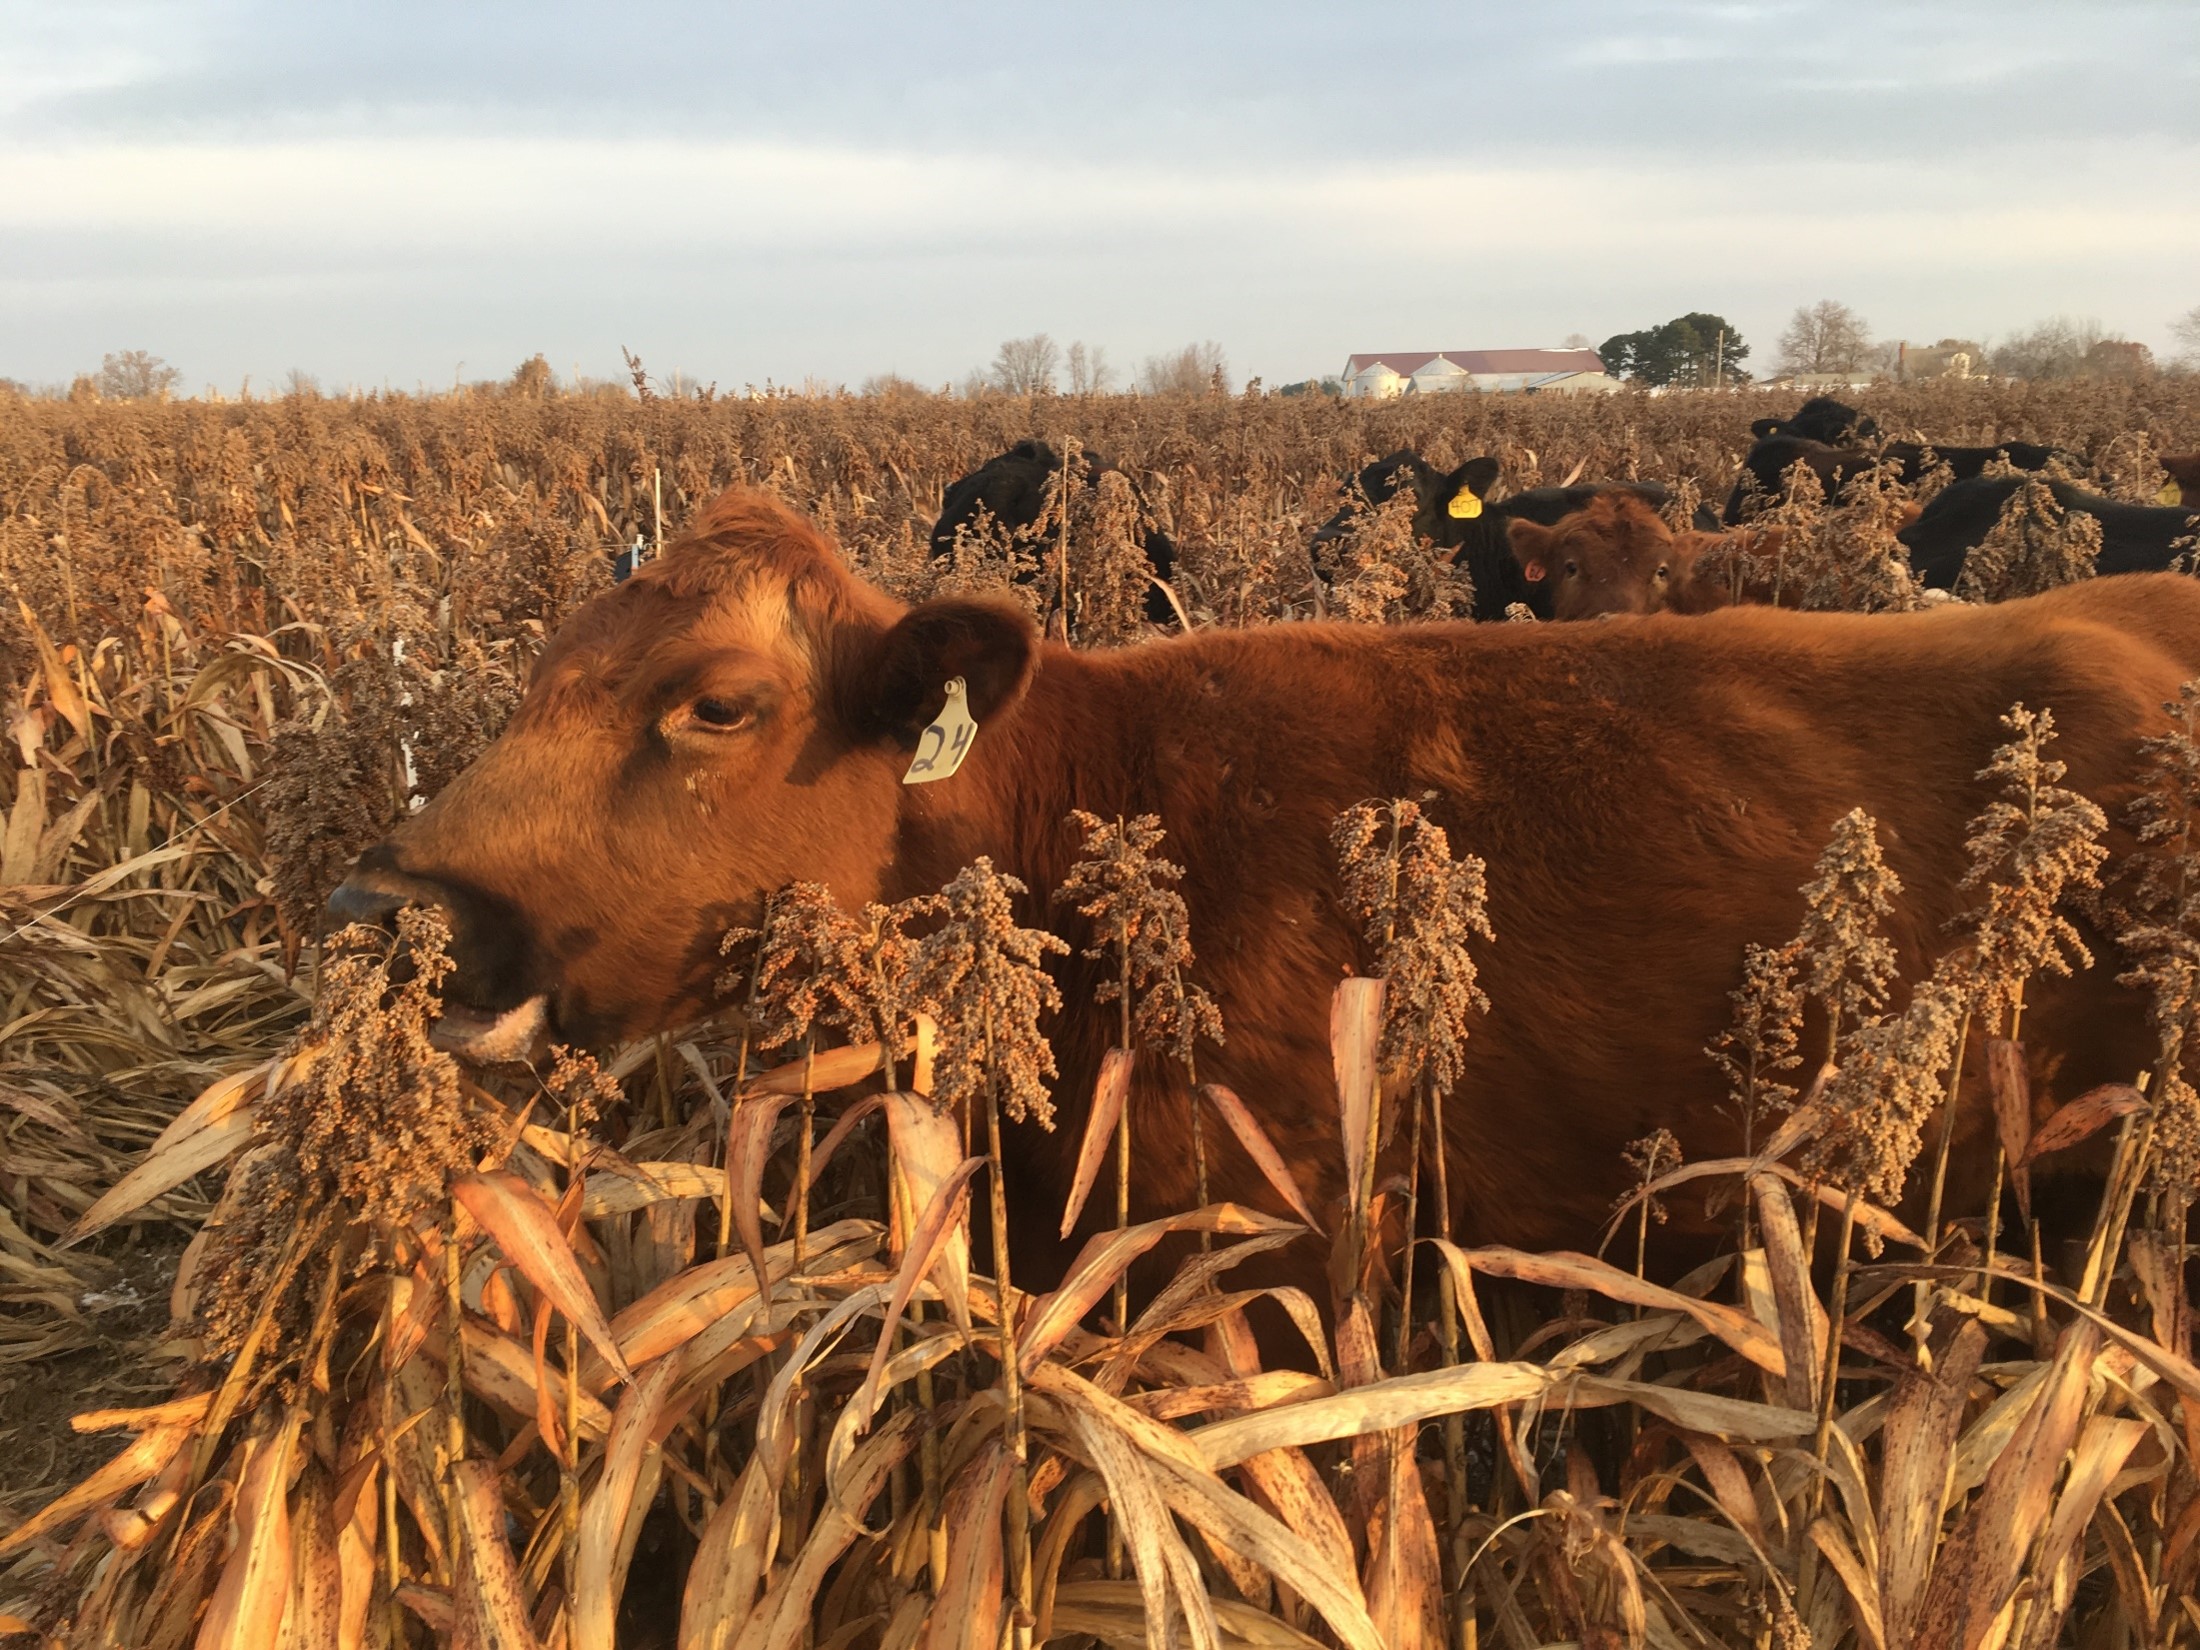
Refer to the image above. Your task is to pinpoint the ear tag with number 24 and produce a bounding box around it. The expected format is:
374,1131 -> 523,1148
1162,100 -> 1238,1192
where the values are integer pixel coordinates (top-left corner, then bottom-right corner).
903,677 -> 978,785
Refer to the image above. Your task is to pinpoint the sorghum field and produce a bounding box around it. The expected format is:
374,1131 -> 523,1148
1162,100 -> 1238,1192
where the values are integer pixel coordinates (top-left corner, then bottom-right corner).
3,373 -> 2198,1650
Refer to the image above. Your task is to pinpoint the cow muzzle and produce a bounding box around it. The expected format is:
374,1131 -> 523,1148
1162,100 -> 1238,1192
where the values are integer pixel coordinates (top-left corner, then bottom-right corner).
325,862 -> 553,1064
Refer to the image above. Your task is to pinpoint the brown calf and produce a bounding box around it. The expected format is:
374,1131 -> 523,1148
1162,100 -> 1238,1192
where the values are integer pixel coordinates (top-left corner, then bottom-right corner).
1506,492 -> 1785,618
333,490 -> 2199,1289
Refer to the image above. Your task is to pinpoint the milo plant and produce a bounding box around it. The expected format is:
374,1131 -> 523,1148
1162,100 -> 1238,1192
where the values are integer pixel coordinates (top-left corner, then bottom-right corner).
1070,467 -> 1166,646
914,856 -> 1066,1638
1949,705 -> 2107,1299
1814,457 -> 1928,613
1320,486 -> 1416,623
1792,805 -> 1903,1069
928,501 -> 1044,619
1957,473 -> 2103,602
1708,940 -> 1806,1159
1331,796 -> 1493,1644
1720,456 -> 1824,602
733,883 -> 872,1267
1053,810 -> 1224,1329
2119,683 -> 2200,1232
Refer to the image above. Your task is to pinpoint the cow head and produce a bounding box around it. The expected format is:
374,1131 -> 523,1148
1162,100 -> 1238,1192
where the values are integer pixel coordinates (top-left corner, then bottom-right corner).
1505,492 -> 1679,619
1310,452 -> 1502,555
330,490 -> 1037,1057
1506,494 -> 1783,619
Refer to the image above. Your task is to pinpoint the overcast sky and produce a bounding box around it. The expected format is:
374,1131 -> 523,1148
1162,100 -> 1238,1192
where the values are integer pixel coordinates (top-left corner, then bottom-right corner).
4,0 -> 2197,392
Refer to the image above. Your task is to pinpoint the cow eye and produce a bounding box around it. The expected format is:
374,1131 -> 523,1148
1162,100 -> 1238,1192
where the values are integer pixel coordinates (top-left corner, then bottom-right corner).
1655,564 -> 1670,580
1563,561 -> 1579,578
689,697 -> 752,730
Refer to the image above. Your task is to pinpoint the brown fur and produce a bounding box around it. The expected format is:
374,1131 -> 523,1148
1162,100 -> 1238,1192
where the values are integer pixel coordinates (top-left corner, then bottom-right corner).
338,488 -> 2200,1291
1506,492 -> 1783,618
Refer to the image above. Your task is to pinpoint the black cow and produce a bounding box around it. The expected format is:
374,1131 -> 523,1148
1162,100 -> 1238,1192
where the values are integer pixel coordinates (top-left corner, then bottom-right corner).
1897,475 -> 2200,589
1724,433 -> 2072,524
1309,450 -> 1679,621
1749,396 -> 1881,444
930,440 -> 1180,625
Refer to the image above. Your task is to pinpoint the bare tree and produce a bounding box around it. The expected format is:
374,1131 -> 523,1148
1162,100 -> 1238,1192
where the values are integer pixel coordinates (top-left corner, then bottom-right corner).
2172,304 -> 2200,368
1987,316 -> 2148,381
1778,302 -> 1874,376
95,349 -> 181,400
1065,341 -> 1115,395
989,335 -> 1060,395
1136,341 -> 1228,396
1562,333 -> 1593,350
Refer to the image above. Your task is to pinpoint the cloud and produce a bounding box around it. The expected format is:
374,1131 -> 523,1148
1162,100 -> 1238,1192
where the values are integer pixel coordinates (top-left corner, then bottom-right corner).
1,1 -> 2195,385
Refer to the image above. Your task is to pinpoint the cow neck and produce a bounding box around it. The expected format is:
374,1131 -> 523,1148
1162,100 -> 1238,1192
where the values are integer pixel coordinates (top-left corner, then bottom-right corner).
888,641 -> 1132,910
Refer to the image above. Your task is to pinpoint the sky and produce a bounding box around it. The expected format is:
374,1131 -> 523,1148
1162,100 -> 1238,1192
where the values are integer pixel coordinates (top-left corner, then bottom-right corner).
3,0 -> 2197,393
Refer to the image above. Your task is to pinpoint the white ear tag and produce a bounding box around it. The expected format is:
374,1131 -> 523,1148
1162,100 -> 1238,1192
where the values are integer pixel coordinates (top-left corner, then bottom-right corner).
902,677 -> 979,785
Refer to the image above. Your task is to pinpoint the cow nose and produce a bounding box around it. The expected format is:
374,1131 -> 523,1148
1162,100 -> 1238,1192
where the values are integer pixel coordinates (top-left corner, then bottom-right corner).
326,878 -> 410,930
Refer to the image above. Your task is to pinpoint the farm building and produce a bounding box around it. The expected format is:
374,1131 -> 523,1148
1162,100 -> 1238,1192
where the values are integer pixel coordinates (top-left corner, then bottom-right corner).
1340,347 -> 1617,398
1893,339 -> 1983,381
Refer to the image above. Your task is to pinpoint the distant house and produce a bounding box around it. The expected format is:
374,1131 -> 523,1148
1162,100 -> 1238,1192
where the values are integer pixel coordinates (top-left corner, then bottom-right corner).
1892,340 -> 1982,382
1340,348 -> 1617,399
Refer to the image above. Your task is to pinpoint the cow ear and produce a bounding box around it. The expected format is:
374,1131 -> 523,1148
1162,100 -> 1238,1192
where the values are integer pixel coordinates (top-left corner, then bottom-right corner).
1751,418 -> 1782,439
1508,518 -> 1554,583
852,597 -> 1037,745
1453,457 -> 1501,503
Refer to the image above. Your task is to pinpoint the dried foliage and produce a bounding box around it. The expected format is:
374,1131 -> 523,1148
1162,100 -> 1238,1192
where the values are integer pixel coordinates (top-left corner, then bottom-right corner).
1957,471 -> 2105,602
1056,809 -> 1223,1075
1792,806 -> 1903,1055
1806,959 -> 1970,1207
916,857 -> 1067,1128
1708,940 -> 1806,1150
1959,704 -> 2109,1036
2117,682 -> 2200,1197
1331,797 -> 1494,1095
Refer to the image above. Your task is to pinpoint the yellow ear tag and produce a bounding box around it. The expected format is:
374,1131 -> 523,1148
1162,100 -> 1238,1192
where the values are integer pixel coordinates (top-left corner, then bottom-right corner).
2160,481 -> 2184,507
903,677 -> 978,785
1447,489 -> 1483,520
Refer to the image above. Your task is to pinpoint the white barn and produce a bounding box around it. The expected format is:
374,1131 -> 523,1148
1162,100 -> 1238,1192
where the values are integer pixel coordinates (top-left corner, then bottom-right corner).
1341,348 -> 1616,399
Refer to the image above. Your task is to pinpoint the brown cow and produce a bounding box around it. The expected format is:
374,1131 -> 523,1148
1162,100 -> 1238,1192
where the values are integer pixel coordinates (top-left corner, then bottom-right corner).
332,490 -> 2199,1289
1505,492 -> 1785,618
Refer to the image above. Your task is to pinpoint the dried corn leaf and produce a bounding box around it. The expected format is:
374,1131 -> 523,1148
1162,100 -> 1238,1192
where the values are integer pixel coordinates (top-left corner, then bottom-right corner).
1331,978 -> 1384,1219
2020,1083 -> 2147,1167
916,1443 -> 1012,1650
1912,1323 -> 2099,1650
453,1460 -> 542,1650
196,1417 -> 297,1650
1020,1203 -> 1301,1375
1060,1046 -> 1133,1238
66,1060 -> 271,1244
1461,1244 -> 1786,1378
0,1419 -> 192,1556
452,1170 -> 631,1385
1878,1316 -> 1987,1647
1201,1083 -> 1324,1232
571,1356 -> 678,1650
739,1412 -> 918,1650
1046,1581 -> 1326,1650
876,1088 -> 970,1314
